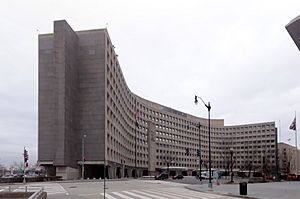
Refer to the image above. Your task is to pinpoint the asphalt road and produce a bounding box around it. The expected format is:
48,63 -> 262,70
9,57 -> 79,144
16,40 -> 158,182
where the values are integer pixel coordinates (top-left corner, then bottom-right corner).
0,179 -> 242,199
1,178 -> 300,199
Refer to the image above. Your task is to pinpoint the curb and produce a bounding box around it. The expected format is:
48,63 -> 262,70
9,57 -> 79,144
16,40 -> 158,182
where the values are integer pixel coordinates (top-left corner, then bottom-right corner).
56,178 -> 131,184
185,186 -> 261,199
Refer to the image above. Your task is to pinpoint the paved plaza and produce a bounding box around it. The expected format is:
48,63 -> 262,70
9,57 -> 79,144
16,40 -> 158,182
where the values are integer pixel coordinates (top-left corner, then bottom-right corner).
0,180 -> 242,199
188,180 -> 300,199
1,179 -> 300,199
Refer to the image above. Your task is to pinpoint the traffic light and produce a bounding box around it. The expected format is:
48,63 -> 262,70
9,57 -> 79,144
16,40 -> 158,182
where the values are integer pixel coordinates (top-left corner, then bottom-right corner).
185,148 -> 190,156
197,149 -> 200,157
194,95 -> 198,104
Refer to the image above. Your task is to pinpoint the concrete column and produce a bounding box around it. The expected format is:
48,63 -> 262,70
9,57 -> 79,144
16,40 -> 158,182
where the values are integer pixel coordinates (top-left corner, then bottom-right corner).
148,121 -> 156,176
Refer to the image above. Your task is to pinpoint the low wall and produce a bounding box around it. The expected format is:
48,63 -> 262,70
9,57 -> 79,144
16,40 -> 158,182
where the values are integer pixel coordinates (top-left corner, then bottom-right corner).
0,192 -> 33,198
0,192 -> 47,199
0,176 -> 61,183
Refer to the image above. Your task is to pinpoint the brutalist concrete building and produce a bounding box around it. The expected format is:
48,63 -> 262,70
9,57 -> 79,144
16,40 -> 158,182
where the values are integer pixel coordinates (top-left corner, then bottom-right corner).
278,142 -> 300,176
38,20 -> 277,179
286,15 -> 300,51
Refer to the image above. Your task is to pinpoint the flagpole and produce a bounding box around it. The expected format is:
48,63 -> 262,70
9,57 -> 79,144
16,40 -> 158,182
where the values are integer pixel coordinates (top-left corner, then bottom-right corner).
23,147 -> 26,184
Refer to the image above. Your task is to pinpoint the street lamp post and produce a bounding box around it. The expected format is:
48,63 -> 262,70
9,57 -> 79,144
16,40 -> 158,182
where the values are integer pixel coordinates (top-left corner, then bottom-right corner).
230,147 -> 234,183
82,134 -> 87,180
197,123 -> 202,182
195,95 -> 212,188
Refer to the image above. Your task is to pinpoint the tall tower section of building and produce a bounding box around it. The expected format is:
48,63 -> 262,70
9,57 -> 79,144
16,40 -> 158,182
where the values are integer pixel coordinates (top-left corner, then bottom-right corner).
39,20 -> 107,179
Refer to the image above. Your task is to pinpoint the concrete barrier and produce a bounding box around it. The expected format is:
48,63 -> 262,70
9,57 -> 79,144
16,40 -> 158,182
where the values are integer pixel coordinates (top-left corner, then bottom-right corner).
0,187 -> 47,199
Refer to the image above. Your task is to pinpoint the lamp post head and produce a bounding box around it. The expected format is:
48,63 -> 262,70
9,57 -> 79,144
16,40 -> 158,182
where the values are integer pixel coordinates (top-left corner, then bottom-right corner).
194,95 -> 198,104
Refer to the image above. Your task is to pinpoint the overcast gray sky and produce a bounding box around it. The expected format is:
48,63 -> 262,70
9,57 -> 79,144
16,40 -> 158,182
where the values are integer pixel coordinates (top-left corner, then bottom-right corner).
0,0 -> 300,167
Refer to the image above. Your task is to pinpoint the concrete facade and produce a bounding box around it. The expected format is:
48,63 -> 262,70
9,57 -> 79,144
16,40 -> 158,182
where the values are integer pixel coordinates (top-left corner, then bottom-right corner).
147,122 -> 156,176
39,20 -> 106,179
286,15 -> 300,51
278,142 -> 300,175
38,20 -> 277,179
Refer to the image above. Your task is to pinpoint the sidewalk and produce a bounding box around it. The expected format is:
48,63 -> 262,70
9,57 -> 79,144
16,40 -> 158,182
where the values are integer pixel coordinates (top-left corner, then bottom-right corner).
186,181 -> 300,199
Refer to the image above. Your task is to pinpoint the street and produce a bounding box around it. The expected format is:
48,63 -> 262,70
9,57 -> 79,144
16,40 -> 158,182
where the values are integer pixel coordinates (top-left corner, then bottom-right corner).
2,178 -> 300,199
0,179 -> 242,199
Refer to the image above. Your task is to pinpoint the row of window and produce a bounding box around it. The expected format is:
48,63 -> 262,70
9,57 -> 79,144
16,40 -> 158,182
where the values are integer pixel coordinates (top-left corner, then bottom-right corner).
105,37 -> 277,169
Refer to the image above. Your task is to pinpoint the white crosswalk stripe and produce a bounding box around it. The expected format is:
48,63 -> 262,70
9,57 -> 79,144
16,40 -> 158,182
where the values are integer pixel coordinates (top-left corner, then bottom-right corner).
143,189 -> 195,199
100,192 -> 118,199
28,183 -> 67,195
10,184 -> 67,195
13,186 -> 41,192
163,188 -> 222,199
149,189 -> 212,199
122,191 -> 153,199
41,183 -> 67,195
112,192 -> 134,199
131,190 -> 169,199
0,187 -> 8,192
101,187 -> 238,199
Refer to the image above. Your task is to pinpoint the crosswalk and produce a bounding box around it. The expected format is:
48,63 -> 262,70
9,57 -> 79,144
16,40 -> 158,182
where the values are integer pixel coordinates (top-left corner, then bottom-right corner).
39,183 -> 67,195
100,187 -> 238,199
27,183 -> 67,195
13,186 -> 42,192
0,184 -> 67,195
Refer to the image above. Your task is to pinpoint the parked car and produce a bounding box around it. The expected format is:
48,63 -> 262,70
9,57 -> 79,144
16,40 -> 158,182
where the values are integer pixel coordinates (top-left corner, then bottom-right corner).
1,174 -> 13,178
173,174 -> 184,180
155,173 -> 169,180
287,174 -> 297,181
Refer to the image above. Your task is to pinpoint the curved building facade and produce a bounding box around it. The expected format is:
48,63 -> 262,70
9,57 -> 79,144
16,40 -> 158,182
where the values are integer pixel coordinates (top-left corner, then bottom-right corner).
38,20 -> 277,179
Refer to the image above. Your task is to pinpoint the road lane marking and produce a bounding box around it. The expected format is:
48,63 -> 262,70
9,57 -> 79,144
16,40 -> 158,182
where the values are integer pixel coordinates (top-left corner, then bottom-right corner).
142,189 -> 189,199
122,191 -> 152,199
112,192 -> 134,198
100,193 -> 118,199
146,189 -> 196,199
10,184 -> 68,195
145,187 -> 224,199
166,188 -> 222,198
99,187 -> 231,199
131,190 -> 170,199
